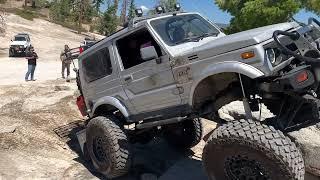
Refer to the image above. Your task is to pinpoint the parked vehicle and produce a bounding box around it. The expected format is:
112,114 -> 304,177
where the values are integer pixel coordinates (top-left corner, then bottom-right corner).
75,4 -> 320,180
9,33 -> 32,57
80,37 -> 96,52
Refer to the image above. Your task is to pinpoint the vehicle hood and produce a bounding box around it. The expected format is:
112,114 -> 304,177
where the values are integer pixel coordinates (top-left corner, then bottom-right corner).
177,22 -> 299,57
10,41 -> 27,46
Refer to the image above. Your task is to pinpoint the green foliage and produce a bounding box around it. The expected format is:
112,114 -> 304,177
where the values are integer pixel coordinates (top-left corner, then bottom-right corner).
301,0 -> 320,16
93,0 -> 104,12
0,0 -> 6,4
15,8 -> 39,20
53,20 -> 86,31
128,0 -> 136,20
159,0 -> 177,12
34,0 -> 51,8
97,5 -> 119,36
49,0 -> 72,22
215,0 -> 301,33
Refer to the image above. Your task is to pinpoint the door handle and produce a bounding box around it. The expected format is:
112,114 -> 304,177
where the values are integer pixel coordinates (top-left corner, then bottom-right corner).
124,75 -> 132,82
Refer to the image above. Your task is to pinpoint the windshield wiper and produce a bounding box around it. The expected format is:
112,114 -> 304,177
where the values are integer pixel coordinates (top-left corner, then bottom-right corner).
175,37 -> 199,44
175,32 -> 219,45
197,32 -> 219,40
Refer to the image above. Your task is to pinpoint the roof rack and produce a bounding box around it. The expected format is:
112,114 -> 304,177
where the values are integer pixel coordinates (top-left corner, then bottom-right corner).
127,11 -> 185,29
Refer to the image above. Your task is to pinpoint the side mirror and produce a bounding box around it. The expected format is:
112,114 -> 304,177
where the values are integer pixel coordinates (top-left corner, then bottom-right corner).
10,39 -> 12,42
140,46 -> 161,63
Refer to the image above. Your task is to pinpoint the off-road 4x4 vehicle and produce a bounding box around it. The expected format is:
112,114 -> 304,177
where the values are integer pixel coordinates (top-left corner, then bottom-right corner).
75,5 -> 320,180
9,33 -> 32,57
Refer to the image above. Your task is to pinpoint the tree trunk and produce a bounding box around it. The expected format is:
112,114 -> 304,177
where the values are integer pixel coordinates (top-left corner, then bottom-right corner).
120,0 -> 128,24
78,1 -> 83,34
32,0 -> 36,8
24,0 -> 27,7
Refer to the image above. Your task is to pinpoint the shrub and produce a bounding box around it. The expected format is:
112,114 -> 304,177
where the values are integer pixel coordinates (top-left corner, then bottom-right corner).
15,9 -> 39,21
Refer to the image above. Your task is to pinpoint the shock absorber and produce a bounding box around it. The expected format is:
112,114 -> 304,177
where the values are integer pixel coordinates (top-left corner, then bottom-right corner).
238,74 -> 253,119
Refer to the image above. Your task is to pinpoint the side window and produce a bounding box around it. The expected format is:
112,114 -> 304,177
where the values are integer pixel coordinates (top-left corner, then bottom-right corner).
82,47 -> 112,82
116,28 -> 163,69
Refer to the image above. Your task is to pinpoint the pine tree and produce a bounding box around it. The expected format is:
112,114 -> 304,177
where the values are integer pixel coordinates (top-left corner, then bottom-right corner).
301,0 -> 320,16
93,0 -> 104,12
97,1 -> 119,36
159,0 -> 177,12
128,0 -> 136,20
120,0 -> 128,24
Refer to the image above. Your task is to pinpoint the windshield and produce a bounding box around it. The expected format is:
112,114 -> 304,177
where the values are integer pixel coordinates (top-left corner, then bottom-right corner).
150,14 -> 220,46
14,36 -> 26,41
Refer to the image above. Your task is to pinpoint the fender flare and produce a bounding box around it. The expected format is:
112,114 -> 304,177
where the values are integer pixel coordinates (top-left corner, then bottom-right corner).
90,96 -> 130,119
189,61 -> 264,106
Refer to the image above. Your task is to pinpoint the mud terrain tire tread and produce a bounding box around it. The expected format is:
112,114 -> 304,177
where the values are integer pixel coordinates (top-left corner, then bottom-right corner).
202,119 -> 304,180
86,116 -> 131,179
9,50 -> 14,57
164,118 -> 203,149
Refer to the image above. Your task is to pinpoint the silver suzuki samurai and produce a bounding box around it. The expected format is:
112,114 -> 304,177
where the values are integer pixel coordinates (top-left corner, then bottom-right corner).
75,4 -> 320,180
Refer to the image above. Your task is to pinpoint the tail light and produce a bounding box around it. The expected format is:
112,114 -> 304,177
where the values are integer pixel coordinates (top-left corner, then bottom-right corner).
296,71 -> 308,83
79,47 -> 84,54
76,95 -> 87,116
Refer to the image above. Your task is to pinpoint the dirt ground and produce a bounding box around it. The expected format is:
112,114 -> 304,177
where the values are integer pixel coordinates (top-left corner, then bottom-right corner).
0,12 -> 319,180
0,78 -> 217,179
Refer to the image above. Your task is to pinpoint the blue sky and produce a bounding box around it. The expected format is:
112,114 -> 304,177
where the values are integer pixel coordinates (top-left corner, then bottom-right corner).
102,0 -> 320,24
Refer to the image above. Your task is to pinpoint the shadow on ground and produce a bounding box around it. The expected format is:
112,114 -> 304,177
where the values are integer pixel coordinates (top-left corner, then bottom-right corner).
53,120 -> 207,180
53,120 -> 320,180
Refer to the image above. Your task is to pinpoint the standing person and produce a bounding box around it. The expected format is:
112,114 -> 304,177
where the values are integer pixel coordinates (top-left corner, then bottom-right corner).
25,47 -> 38,81
60,44 -> 72,79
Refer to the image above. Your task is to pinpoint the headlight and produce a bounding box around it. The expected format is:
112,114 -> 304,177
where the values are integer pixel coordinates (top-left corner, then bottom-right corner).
20,45 -> 24,48
266,48 -> 276,65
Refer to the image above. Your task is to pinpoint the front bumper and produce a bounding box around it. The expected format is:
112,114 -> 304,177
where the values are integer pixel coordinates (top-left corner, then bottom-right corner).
10,46 -> 26,53
259,65 -> 315,93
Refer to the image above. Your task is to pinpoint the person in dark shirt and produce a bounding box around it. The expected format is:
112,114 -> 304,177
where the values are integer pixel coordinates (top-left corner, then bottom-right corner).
25,47 -> 38,81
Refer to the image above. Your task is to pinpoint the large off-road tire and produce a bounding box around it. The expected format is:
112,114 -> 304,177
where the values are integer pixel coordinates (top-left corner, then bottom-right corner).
202,119 -> 304,180
163,118 -> 203,149
9,49 -> 14,57
86,116 -> 131,179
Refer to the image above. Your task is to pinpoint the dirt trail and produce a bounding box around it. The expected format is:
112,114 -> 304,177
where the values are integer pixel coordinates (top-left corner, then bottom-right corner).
0,13 -> 104,86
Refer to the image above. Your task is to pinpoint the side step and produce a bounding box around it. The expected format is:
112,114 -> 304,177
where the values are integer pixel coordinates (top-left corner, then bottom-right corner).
136,116 -> 189,129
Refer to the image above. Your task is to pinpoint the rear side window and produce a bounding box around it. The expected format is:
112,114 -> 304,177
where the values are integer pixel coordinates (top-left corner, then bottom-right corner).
82,47 -> 112,82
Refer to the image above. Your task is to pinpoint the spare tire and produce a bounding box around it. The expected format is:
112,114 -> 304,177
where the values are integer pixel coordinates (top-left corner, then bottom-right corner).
86,116 -> 131,179
202,119 -> 304,180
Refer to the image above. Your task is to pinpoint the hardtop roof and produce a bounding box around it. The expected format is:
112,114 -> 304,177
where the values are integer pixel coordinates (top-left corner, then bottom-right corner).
78,12 -> 198,59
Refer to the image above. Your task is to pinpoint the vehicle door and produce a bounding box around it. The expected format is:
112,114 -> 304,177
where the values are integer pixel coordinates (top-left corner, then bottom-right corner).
114,27 -> 181,114
79,43 -> 126,111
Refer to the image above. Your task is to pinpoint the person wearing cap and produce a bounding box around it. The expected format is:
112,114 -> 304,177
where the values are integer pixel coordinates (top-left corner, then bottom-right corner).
25,47 -> 38,81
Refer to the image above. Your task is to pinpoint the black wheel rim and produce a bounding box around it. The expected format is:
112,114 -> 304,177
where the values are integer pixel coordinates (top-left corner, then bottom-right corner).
93,136 -> 108,163
224,155 -> 271,180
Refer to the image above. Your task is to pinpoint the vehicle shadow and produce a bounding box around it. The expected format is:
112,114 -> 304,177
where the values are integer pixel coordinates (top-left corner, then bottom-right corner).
53,120 -> 207,180
53,120 -> 105,178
